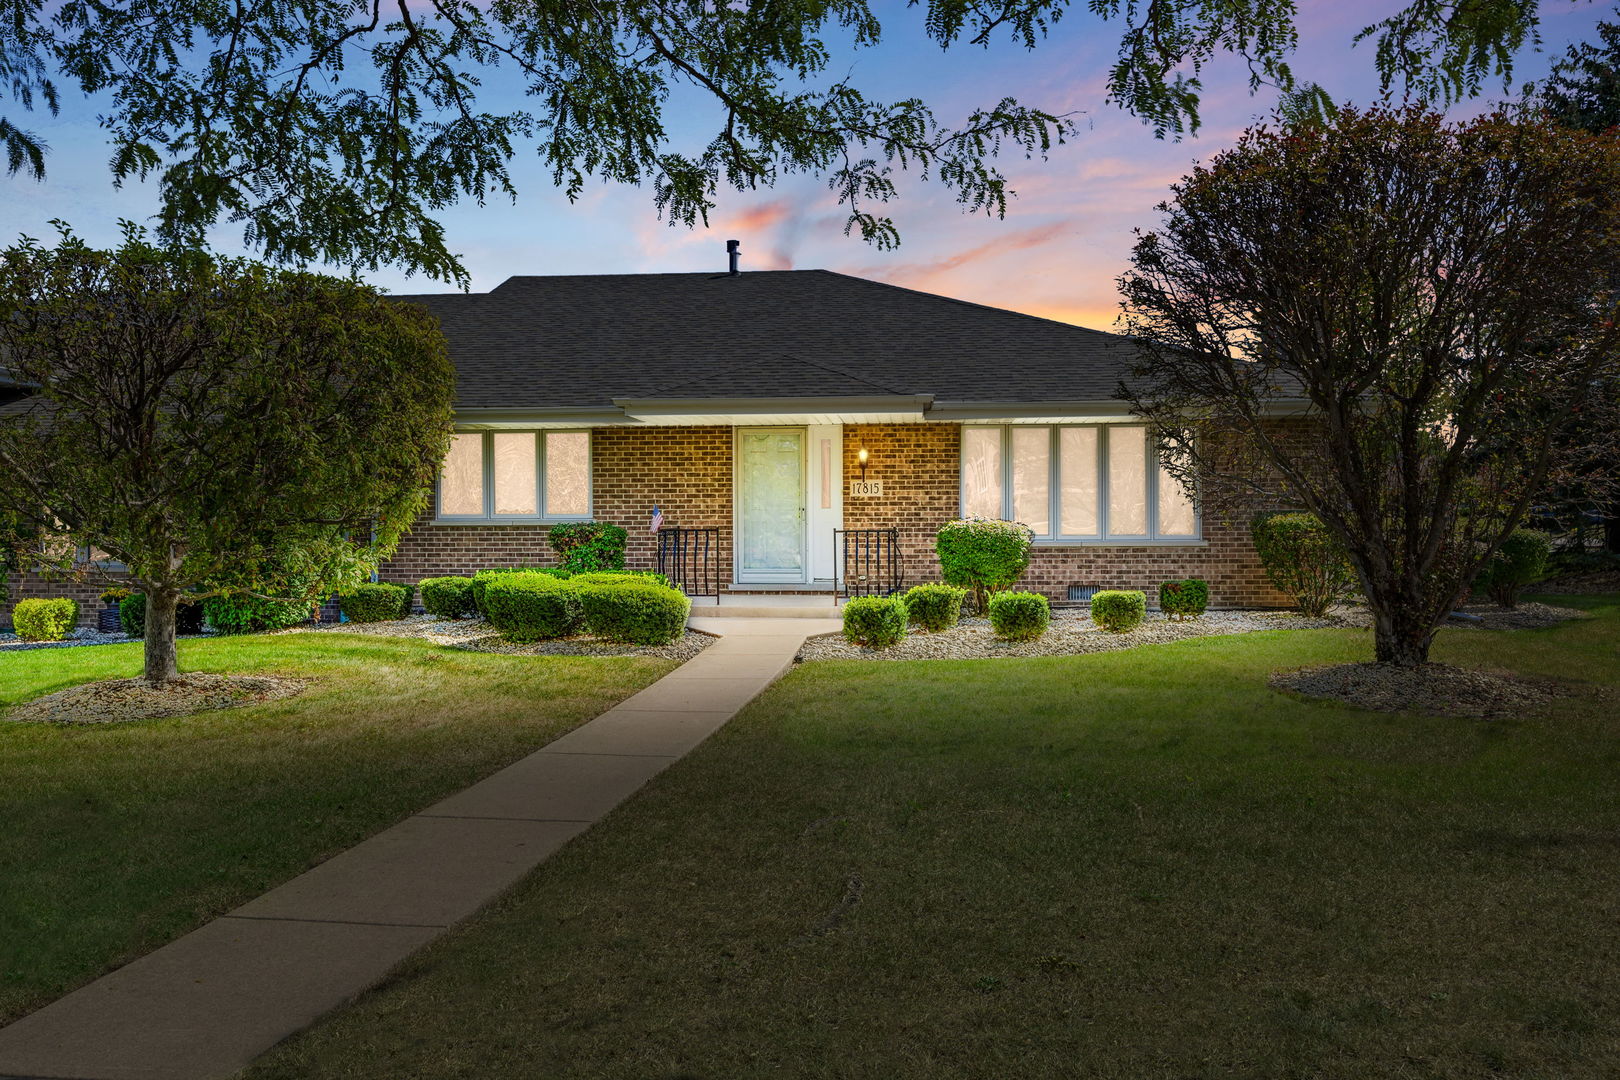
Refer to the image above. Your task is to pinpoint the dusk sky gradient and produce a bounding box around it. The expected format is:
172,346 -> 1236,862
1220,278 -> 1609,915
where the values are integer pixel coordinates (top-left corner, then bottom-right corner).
5,2 -> 1614,332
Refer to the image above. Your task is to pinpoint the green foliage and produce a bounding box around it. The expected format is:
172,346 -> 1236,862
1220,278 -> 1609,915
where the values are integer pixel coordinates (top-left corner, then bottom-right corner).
340,583 -> 408,624
118,594 -> 205,637
0,228 -> 454,680
1475,530 -> 1552,609
420,576 -> 477,619
903,583 -> 967,632
11,597 -> 78,641
1529,15 -> 1620,136
1159,578 -> 1209,620
1250,514 -> 1358,617
471,567 -> 564,614
936,518 -> 1034,612
988,591 -> 1050,641
549,523 -> 628,574
570,570 -> 675,589
1091,590 -> 1146,633
202,593 -> 310,635
576,580 -> 691,645
841,595 -> 909,649
483,573 -> 584,642
99,587 -> 131,604
0,508 -> 33,606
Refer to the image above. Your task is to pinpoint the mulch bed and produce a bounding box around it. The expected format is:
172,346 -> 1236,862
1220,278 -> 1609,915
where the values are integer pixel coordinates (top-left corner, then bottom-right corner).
1535,570 -> 1620,595
1269,662 -> 1569,720
4,673 -> 308,725
295,614 -> 713,662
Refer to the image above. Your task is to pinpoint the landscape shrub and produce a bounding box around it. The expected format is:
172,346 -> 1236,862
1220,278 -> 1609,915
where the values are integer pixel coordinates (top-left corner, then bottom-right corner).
470,567 -> 560,614
570,570 -> 674,589
1091,590 -> 1147,632
340,583 -> 408,624
841,595 -> 908,648
1158,578 -> 1210,620
549,522 -> 628,573
483,572 -> 583,642
395,581 -> 417,618
988,590 -> 1050,641
1475,529 -> 1551,609
119,594 -> 206,637
1250,512 -> 1358,616
936,518 -> 1034,612
12,597 -> 79,641
903,583 -> 967,632
576,579 -> 691,644
202,592 -> 310,634
99,587 -> 131,604
419,576 -> 477,619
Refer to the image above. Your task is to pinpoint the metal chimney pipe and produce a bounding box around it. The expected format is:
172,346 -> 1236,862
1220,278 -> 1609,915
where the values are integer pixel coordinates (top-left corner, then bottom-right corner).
726,239 -> 740,275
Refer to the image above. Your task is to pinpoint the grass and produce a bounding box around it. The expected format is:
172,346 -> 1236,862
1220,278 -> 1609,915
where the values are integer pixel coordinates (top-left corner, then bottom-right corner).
248,596 -> 1620,1080
0,632 -> 676,1025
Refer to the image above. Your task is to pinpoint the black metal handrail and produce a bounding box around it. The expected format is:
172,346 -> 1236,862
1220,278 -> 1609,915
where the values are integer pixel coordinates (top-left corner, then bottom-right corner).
835,527 -> 902,602
656,526 -> 721,600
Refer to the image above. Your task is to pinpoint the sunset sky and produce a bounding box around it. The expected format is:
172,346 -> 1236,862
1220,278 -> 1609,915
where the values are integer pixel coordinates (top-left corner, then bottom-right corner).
5,2 -> 1614,332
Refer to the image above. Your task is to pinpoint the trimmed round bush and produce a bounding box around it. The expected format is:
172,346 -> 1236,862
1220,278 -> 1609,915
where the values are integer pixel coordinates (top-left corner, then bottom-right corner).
483,572 -> 583,642
936,518 -> 1034,612
340,582 -> 408,624
988,590 -> 1050,641
1251,512 -> 1357,616
903,583 -> 967,632
1091,590 -> 1147,632
420,576 -> 477,619
576,579 -> 691,644
471,566 -> 565,614
1158,578 -> 1209,620
119,594 -> 207,637
570,570 -> 675,589
549,521 -> 628,573
1475,529 -> 1551,609
12,597 -> 79,641
841,595 -> 908,648
202,593 -> 310,634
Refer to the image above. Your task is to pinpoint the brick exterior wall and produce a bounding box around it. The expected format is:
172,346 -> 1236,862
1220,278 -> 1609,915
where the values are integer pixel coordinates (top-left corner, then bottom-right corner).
3,421 -> 1297,628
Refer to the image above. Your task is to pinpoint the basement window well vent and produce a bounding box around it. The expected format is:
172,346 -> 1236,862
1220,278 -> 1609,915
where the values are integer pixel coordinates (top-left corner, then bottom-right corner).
1067,584 -> 1103,603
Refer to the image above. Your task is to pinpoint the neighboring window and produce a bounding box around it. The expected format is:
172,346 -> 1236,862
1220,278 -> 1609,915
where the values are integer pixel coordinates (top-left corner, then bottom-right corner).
437,430 -> 592,520
960,424 -> 1199,540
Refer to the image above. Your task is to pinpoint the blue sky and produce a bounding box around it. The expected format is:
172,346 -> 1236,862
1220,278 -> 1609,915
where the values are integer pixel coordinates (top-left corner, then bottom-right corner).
3,2 -> 1613,329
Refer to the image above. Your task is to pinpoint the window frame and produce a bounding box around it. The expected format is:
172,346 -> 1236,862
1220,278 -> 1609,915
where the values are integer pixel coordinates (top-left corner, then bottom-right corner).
434,429 -> 594,523
959,423 -> 1201,544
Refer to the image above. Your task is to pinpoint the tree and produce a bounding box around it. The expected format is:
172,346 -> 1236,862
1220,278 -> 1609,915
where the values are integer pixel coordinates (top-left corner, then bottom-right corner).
1119,107 -> 1620,667
0,0 -> 1557,284
0,227 -> 455,682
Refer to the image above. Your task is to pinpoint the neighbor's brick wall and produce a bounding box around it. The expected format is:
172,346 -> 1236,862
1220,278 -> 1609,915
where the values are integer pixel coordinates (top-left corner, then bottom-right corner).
1,573 -> 115,630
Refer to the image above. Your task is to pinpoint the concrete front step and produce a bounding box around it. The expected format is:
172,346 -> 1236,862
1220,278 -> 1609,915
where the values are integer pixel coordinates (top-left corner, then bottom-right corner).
688,596 -> 841,619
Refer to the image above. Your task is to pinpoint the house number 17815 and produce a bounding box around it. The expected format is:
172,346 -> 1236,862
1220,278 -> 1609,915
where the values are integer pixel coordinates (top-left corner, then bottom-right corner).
848,479 -> 884,497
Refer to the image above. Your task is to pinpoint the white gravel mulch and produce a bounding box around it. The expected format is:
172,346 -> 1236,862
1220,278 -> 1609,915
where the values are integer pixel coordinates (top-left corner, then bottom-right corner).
292,613 -> 713,662
1269,662 -> 1570,721
4,672 -> 309,725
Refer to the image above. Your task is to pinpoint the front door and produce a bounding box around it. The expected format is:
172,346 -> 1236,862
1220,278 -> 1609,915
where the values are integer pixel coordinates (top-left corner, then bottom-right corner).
736,427 -> 806,583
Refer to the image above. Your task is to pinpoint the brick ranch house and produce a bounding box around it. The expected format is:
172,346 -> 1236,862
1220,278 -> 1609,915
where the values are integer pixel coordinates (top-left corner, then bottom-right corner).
3,263 -> 1303,627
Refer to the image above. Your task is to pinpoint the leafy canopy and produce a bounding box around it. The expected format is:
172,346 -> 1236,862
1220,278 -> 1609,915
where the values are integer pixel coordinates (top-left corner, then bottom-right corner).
0,0 -> 1568,283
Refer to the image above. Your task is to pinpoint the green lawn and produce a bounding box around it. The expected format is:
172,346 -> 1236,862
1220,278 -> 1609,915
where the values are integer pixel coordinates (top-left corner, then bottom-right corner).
249,597 -> 1620,1080
0,633 -> 675,1024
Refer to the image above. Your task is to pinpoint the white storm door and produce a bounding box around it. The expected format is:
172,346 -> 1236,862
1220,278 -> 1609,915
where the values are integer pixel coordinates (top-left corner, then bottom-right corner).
737,428 -> 807,583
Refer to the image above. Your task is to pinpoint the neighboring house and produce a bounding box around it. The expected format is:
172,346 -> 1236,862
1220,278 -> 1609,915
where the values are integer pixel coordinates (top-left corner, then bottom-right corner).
1,260 -> 1303,628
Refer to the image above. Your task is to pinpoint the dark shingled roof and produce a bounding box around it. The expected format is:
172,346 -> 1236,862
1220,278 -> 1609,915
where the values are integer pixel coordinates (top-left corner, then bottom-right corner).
392,270 -> 1139,410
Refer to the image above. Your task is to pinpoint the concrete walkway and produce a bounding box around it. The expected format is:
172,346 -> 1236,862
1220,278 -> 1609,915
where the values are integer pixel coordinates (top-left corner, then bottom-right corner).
0,617 -> 840,1080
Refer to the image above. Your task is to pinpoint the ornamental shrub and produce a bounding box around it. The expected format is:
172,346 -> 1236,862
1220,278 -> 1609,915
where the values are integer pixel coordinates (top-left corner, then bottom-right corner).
340,583 -> 408,623
119,594 -> 206,637
936,518 -> 1034,612
576,579 -> 691,644
202,592 -> 310,634
1158,578 -> 1209,620
549,521 -> 628,573
1250,512 -> 1358,617
1091,590 -> 1146,632
12,597 -> 79,641
420,576 -> 477,619
99,587 -> 132,604
1475,529 -> 1551,609
903,583 -> 967,632
570,570 -> 675,589
988,590 -> 1050,641
841,595 -> 908,648
470,566 -> 560,614
483,572 -> 583,642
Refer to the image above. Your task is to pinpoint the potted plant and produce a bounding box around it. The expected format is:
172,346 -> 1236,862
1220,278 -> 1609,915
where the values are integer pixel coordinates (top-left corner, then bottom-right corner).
98,587 -> 131,634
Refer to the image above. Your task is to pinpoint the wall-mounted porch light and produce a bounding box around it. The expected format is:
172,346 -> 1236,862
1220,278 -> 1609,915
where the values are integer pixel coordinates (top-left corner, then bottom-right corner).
857,447 -> 870,481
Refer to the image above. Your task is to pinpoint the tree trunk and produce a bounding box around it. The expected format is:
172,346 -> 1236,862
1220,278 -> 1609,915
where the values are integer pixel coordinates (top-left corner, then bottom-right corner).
143,589 -> 180,684
1370,604 -> 1436,667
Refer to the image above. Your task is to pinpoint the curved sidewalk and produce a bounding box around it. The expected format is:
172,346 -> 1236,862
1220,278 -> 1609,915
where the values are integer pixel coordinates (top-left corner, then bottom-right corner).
0,617 -> 838,1080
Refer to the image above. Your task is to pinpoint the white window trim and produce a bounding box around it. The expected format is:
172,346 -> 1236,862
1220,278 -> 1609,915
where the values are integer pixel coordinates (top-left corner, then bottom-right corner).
435,429 -> 594,523
959,423 -> 1201,543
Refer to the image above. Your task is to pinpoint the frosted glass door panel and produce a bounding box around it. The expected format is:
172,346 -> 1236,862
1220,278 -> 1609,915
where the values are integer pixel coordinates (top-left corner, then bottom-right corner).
740,430 -> 805,575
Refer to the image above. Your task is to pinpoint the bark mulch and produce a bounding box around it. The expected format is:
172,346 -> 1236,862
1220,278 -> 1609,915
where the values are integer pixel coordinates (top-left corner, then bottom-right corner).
1269,662 -> 1571,720
4,673 -> 308,725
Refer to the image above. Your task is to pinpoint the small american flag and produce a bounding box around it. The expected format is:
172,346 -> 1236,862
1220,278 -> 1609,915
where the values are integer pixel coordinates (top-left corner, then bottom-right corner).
649,505 -> 664,533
